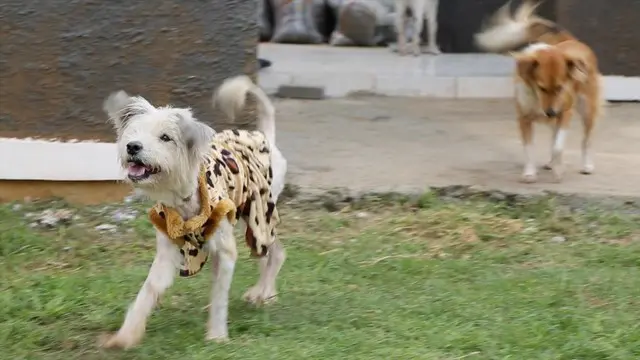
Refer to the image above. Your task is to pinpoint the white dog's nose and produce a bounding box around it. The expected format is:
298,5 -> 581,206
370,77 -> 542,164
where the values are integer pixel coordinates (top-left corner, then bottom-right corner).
126,141 -> 143,155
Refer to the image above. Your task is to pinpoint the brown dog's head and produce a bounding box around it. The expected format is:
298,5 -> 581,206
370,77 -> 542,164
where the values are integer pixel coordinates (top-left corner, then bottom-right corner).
514,46 -> 587,118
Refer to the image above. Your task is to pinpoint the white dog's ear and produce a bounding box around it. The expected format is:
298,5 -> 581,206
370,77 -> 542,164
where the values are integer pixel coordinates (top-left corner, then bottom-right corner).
103,90 -> 152,132
179,117 -> 215,160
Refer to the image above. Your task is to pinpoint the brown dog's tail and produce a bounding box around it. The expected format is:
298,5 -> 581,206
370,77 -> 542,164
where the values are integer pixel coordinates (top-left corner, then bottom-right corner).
474,1 -> 574,53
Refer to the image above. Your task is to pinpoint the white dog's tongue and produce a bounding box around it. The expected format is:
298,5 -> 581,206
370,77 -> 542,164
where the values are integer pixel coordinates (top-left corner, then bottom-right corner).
128,163 -> 146,176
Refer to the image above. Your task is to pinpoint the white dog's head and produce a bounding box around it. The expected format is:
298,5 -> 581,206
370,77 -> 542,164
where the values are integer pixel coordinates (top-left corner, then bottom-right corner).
103,91 -> 214,200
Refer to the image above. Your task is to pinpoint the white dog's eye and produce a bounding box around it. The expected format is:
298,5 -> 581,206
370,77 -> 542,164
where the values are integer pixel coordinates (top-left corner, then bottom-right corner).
160,134 -> 172,142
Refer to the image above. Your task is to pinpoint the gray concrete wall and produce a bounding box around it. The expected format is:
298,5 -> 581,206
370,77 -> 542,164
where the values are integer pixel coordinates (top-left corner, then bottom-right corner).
437,0 -> 638,76
557,0 -> 640,77
436,0 -> 556,54
0,0 -> 258,141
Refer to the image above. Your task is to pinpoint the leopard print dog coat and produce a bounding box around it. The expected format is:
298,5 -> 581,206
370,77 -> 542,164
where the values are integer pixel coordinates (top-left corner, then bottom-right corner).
149,129 -> 280,277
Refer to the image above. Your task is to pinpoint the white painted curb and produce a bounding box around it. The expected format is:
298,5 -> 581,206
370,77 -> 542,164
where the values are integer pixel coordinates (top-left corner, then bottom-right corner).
0,138 -> 124,181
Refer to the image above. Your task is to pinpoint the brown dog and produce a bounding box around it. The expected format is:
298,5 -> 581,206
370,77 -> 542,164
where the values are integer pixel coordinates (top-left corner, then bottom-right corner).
474,1 -> 602,183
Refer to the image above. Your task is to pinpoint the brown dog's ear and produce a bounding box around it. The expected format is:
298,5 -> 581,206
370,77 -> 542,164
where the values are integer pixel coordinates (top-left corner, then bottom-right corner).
513,54 -> 538,80
566,57 -> 588,83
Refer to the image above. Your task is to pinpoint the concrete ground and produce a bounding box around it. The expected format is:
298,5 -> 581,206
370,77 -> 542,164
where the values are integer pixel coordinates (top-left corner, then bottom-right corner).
275,97 -> 640,197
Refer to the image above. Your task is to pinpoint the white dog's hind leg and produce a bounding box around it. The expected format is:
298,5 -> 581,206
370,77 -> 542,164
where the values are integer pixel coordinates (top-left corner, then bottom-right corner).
102,232 -> 178,349
206,219 -> 237,342
243,239 -> 286,305
269,146 -> 287,203
423,0 -> 441,54
244,145 -> 287,306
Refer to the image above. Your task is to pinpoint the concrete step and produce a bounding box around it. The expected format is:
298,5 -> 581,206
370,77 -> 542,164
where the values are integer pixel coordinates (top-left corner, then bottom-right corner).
258,44 -> 640,101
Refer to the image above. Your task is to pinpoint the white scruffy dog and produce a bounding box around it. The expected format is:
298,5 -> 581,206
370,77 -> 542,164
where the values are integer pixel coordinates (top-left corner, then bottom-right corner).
100,75 -> 287,349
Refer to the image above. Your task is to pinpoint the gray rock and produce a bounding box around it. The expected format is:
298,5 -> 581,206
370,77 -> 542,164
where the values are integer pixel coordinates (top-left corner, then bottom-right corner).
95,223 -> 118,233
111,209 -> 138,222
123,190 -> 146,204
35,209 -> 73,228
489,191 -> 507,202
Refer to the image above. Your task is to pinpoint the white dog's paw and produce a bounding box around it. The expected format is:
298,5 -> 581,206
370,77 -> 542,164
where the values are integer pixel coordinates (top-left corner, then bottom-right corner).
243,285 -> 277,306
98,332 -> 142,350
520,172 -> 537,184
205,331 -> 229,343
552,166 -> 565,183
580,163 -> 595,175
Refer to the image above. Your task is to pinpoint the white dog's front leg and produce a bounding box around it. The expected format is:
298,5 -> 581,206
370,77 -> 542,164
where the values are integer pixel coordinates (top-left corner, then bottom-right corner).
102,231 -> 178,349
206,219 -> 237,342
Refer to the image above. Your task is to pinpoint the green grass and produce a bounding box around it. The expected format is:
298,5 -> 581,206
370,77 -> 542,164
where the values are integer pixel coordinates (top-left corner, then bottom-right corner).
1,193 -> 640,359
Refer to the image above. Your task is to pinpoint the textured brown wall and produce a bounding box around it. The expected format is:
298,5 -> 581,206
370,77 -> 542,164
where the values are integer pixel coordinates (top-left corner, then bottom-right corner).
0,0 -> 258,142
557,0 -> 640,76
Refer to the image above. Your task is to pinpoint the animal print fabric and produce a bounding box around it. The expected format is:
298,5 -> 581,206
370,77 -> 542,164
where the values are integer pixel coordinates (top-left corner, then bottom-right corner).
148,129 -> 280,277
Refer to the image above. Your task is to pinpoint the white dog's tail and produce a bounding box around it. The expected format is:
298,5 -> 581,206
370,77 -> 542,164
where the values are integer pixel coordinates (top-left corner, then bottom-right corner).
474,1 -> 574,53
213,75 -> 276,144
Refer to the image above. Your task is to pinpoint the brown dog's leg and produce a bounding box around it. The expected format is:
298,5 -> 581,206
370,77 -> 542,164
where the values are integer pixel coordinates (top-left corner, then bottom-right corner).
549,111 -> 573,182
580,116 -> 595,174
578,95 -> 599,175
519,117 -> 537,183
543,125 -> 559,171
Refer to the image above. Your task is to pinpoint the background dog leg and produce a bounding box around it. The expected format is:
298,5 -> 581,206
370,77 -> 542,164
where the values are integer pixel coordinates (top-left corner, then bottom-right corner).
395,1 -> 408,55
206,220 -> 237,342
101,232 -> 177,349
243,239 -> 286,305
423,0 -> 441,54
519,117 -> 537,183
409,0 -> 425,56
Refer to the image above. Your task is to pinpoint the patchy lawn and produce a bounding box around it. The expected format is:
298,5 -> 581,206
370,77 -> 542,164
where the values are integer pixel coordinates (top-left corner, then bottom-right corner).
1,191 -> 639,360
